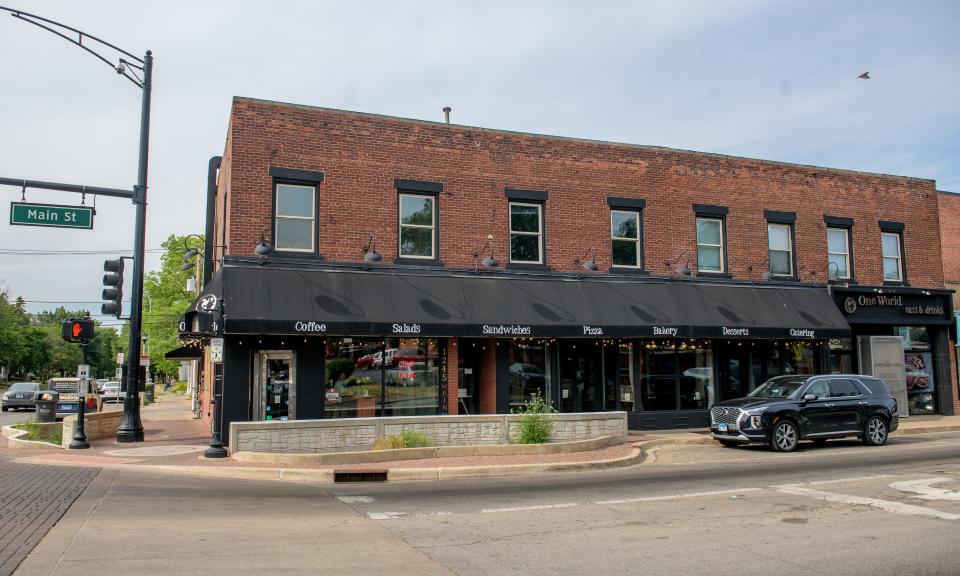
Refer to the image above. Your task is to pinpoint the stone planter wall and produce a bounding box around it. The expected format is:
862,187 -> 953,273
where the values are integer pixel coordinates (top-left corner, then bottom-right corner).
61,410 -> 123,448
229,412 -> 627,454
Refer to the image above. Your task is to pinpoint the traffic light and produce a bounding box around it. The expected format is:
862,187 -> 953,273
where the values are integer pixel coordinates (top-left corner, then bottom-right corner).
61,318 -> 95,342
102,258 -> 124,318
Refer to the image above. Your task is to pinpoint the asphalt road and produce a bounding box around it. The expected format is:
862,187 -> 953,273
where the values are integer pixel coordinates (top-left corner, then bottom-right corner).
9,431 -> 960,576
0,408 -> 37,428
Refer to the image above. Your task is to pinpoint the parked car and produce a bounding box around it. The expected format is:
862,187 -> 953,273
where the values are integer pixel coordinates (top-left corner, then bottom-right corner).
2,382 -> 41,411
46,378 -> 97,418
373,349 -> 397,369
355,353 -> 377,370
393,347 -> 428,366
710,374 -> 898,452
95,378 -> 110,394
100,382 -> 123,404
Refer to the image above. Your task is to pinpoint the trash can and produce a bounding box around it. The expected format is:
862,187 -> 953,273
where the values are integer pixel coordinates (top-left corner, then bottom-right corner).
35,391 -> 58,423
144,383 -> 155,403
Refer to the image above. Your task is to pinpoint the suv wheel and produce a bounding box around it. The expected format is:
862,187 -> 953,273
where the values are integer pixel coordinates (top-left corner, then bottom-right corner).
862,415 -> 888,446
771,420 -> 799,452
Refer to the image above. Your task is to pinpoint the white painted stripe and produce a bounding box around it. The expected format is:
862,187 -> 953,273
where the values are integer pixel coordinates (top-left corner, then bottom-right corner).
367,511 -> 407,520
772,474 -> 895,489
336,495 -> 374,504
775,486 -> 960,521
889,477 -> 960,501
481,503 -> 578,514
595,488 -> 761,505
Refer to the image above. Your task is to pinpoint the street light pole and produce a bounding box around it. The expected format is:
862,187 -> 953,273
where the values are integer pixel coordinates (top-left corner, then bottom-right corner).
0,5 -> 154,444
117,50 -> 152,442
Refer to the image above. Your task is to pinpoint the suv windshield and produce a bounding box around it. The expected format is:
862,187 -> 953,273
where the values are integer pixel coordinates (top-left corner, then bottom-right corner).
747,376 -> 807,399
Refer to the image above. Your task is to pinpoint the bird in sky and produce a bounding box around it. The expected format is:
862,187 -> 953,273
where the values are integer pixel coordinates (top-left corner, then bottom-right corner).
857,72 -> 871,79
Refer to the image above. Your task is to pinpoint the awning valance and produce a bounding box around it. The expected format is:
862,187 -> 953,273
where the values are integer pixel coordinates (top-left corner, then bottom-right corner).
187,264 -> 850,340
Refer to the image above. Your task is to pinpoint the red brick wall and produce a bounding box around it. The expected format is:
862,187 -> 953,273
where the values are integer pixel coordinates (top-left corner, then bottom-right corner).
446,339 -> 459,416
478,339 -> 497,414
939,193 -> 960,285
217,97 -> 943,289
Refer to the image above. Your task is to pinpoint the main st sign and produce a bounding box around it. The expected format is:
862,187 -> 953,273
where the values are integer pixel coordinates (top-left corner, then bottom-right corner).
10,202 -> 94,229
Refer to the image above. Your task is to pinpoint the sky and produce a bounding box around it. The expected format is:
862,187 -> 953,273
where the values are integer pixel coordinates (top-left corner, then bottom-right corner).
0,0 -> 958,325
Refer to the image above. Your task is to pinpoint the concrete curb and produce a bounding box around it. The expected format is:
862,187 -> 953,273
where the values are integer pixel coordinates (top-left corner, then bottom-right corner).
3,424 -> 63,450
892,425 -> 960,435
231,435 -> 622,466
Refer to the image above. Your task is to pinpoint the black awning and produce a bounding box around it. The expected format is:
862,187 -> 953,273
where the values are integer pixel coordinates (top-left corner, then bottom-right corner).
215,264 -> 849,339
178,273 -> 223,337
165,345 -> 203,359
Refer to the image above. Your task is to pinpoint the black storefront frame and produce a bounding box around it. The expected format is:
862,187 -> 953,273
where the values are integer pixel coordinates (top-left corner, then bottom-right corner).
830,286 -> 955,416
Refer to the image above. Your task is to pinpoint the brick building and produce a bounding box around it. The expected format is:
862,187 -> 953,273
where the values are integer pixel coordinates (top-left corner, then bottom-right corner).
182,97 -> 957,443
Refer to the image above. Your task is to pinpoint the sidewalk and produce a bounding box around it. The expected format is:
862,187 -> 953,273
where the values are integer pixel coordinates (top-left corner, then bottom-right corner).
5,393 -> 960,483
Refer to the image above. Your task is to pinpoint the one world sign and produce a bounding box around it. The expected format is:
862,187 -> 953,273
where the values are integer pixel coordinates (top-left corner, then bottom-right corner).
10,202 -> 94,229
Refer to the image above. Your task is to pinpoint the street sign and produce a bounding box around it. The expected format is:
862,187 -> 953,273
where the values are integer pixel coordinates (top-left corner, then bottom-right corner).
116,352 -> 125,365
210,338 -> 224,362
77,364 -> 89,380
115,367 -> 122,381
10,202 -> 94,229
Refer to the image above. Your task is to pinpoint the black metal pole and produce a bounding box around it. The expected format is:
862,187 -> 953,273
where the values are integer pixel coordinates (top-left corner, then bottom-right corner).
204,362 -> 227,458
68,343 -> 90,449
117,50 -> 152,443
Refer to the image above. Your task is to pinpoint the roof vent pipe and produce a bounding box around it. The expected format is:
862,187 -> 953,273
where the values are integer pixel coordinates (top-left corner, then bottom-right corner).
443,106 -> 451,124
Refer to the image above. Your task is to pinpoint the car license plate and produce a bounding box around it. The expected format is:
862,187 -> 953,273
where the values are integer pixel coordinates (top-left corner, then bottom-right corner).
16,394 -> 24,399
718,423 -> 728,432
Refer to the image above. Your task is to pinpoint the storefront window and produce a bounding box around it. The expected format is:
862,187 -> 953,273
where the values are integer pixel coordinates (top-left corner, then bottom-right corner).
678,342 -> 713,410
640,341 -> 677,411
898,327 -> 936,415
829,338 -> 853,374
323,337 -> 441,418
508,340 -> 552,408
604,341 -> 634,412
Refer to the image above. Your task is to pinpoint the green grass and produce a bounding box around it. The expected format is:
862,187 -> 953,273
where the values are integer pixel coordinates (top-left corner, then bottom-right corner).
13,422 -> 62,445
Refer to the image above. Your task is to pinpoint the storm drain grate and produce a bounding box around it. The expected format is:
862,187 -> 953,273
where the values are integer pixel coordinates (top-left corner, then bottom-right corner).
334,468 -> 388,483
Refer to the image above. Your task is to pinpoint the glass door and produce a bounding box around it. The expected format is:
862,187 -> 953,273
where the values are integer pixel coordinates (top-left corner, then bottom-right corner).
559,340 -> 602,412
254,351 -> 296,421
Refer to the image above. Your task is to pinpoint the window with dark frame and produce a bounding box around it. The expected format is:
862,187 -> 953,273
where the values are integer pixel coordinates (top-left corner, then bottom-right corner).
879,221 -> 905,284
608,197 -> 645,272
881,231 -> 903,282
274,183 -> 316,252
398,193 -> 436,259
268,166 -> 325,256
509,202 -> 543,264
696,217 -> 725,273
827,228 -> 851,279
763,210 -> 796,278
693,204 -> 728,275
394,179 -> 442,264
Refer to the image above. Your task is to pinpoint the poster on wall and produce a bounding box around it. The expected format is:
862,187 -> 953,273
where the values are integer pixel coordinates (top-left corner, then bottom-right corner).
904,352 -> 934,392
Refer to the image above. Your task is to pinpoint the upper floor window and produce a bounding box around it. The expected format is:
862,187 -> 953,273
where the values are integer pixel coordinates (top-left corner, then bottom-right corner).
394,179 -> 442,263
827,228 -> 851,279
269,166 -> 325,255
696,217 -> 725,273
510,202 -> 543,264
398,194 -> 436,259
608,197 -> 645,271
275,183 -> 316,252
881,232 -> 903,282
879,220 -> 905,283
767,224 -> 794,276
694,204 -> 728,275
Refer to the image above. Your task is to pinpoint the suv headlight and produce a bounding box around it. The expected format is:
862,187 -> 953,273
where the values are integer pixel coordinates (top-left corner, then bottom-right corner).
741,408 -> 766,429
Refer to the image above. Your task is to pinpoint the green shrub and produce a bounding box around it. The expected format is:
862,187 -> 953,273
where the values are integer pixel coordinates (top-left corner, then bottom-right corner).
401,430 -> 433,448
174,381 -> 188,394
512,391 -> 554,444
14,422 -> 61,444
326,358 -> 355,382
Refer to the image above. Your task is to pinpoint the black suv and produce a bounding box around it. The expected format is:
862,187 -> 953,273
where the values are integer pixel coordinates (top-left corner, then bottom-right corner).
710,374 -> 899,452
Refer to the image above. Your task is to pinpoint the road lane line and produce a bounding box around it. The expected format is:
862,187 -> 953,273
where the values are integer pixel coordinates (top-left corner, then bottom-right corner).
889,477 -> 960,501
772,474 -> 895,489
367,511 -> 407,520
594,488 -> 761,505
775,486 -> 960,520
481,503 -> 578,513
336,495 -> 375,504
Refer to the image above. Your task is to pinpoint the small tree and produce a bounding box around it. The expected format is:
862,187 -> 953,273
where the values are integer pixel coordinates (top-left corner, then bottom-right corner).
325,358 -> 355,384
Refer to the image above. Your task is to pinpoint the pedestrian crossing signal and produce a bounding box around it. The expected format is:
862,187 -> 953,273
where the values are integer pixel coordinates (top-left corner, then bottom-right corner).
62,318 -> 95,343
